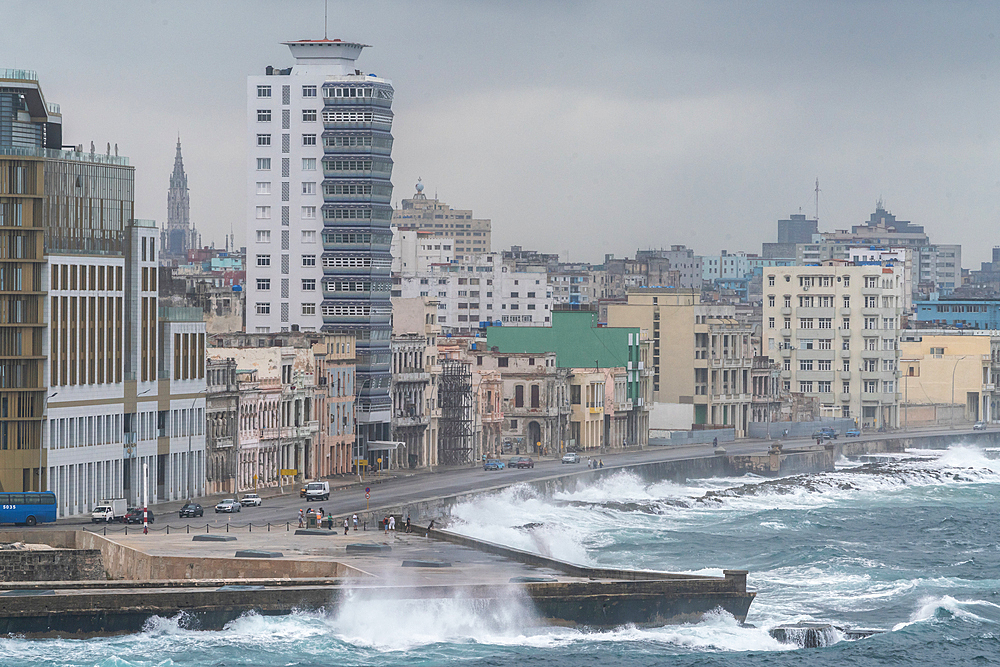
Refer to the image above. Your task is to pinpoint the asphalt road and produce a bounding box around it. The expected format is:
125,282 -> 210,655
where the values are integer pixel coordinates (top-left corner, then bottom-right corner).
62,425 -> 984,531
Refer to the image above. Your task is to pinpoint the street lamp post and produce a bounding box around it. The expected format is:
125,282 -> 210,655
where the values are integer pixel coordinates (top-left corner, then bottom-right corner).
187,397 -> 197,502
40,392 -> 57,491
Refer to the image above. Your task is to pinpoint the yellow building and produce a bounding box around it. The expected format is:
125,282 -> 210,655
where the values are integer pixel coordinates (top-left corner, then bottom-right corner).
606,288 -> 753,435
898,333 -> 993,425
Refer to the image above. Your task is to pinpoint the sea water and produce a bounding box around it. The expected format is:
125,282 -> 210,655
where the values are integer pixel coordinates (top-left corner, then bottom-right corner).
4,443 -> 1000,666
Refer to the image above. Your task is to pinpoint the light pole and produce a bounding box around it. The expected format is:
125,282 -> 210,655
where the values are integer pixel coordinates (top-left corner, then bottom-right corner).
40,392 -> 57,492
187,397 -> 197,502
130,388 -> 153,506
951,355 -> 970,429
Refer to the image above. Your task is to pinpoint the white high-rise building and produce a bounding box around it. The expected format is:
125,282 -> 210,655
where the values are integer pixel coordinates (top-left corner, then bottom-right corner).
245,44 -> 337,333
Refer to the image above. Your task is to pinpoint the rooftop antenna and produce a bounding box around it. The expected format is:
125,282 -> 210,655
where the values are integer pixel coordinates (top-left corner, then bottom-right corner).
324,0 -> 328,39
814,177 -> 820,223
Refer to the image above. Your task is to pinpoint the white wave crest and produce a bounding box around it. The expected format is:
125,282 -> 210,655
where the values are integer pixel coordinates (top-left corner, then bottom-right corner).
892,594 -> 1000,631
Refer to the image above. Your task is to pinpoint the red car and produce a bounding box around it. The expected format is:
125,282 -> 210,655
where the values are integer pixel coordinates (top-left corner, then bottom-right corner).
509,456 -> 535,469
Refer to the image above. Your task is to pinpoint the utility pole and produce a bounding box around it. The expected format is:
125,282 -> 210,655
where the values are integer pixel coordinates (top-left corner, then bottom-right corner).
815,178 -> 821,223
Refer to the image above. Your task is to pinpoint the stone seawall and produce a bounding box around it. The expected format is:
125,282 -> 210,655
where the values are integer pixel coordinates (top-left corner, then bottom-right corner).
0,548 -> 104,582
370,429 -> 999,527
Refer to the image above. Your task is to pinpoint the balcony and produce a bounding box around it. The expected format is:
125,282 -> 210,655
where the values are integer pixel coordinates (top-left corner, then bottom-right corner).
780,348 -> 791,358
780,328 -> 792,337
840,371 -> 851,380
781,306 -> 792,316
839,392 -> 852,401
394,370 -> 430,383
212,437 -> 234,449
393,414 -> 429,428
984,384 -> 996,392
840,349 -> 851,359
840,307 -> 851,316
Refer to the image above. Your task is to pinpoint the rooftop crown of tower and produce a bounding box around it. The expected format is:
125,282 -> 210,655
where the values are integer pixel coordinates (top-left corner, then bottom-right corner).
281,39 -> 371,76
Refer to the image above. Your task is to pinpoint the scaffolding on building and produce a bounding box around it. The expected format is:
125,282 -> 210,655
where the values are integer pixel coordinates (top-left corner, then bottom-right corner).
438,360 -> 473,466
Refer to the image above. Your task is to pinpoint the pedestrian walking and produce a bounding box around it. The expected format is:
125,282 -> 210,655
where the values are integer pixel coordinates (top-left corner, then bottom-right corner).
344,517 -> 349,535
384,515 -> 389,535
599,459 -> 604,468
426,519 -> 435,537
298,509 -> 304,528
713,437 -> 718,448
405,516 -> 411,533
388,515 -> 396,537
352,514 -> 358,531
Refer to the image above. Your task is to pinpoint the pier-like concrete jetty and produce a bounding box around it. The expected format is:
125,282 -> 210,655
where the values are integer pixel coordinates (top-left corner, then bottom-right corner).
0,528 -> 753,636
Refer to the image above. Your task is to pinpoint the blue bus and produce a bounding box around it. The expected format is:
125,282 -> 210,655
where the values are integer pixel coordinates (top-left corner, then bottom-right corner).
0,492 -> 57,526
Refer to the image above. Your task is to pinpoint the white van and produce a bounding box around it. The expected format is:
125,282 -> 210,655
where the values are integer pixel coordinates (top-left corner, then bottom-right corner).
304,481 -> 330,501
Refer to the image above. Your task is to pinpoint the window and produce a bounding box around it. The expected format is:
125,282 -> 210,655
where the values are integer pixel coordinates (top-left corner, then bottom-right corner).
818,318 -> 832,329
768,295 -> 775,307
843,381 -> 850,393
257,158 -> 271,171
302,85 -> 317,97
302,158 -> 317,171
866,337 -> 877,351
883,381 -> 895,393
302,134 -> 317,146
818,359 -> 831,371
302,255 -> 316,266
842,317 -> 851,329
800,340 -> 814,350
531,384 -> 540,408
302,279 -> 316,291
257,254 -> 271,267
799,381 -> 814,393
257,134 -> 271,146
864,380 -> 878,393
818,381 -> 832,393
257,85 -> 271,98
257,278 -> 270,291
301,230 -> 317,243
255,230 -> 271,243
843,360 -> 851,372
302,206 -> 317,220
256,302 -> 271,315
800,359 -> 813,371
257,109 -> 271,122
842,340 -> 850,351
930,347 -> 944,357
784,296 -> 792,307
514,385 -> 524,408
818,339 -> 831,350
864,317 -> 878,330
302,109 -> 317,122
255,206 -> 271,219
498,357 -> 508,368
865,295 -> 878,308
256,181 -> 271,195
799,318 -> 814,329
843,295 -> 850,308
768,275 -> 775,286
302,303 -> 316,315
302,182 -> 316,195
768,317 -> 775,328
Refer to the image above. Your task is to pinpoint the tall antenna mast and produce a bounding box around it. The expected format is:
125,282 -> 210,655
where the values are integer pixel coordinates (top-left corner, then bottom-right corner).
814,177 -> 821,223
324,0 -> 328,39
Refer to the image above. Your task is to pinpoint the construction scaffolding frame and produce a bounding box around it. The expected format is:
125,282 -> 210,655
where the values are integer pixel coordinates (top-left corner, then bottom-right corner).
438,360 -> 474,466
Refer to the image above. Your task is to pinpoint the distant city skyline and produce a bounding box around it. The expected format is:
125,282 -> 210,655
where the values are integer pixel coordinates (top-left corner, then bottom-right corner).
3,1 -> 999,265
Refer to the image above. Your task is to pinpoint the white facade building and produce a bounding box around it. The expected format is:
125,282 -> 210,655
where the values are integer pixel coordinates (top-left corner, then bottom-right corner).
391,227 -> 454,276
245,54 -> 328,333
762,263 -> 903,428
394,253 -> 552,334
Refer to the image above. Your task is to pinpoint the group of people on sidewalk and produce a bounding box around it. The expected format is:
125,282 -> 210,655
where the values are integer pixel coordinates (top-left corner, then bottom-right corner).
587,458 -> 604,469
296,507 -> 420,538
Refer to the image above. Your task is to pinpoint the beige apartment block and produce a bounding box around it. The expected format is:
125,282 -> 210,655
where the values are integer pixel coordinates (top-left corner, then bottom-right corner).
606,288 -> 753,436
391,297 -> 442,469
762,264 -> 903,429
898,333 -> 993,426
391,180 -> 491,260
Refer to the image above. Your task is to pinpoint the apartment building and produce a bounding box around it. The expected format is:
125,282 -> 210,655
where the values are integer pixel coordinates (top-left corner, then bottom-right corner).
391,179 -> 491,260
606,288 -> 754,436
312,334 -> 356,477
762,264 -> 903,428
390,297 -> 440,469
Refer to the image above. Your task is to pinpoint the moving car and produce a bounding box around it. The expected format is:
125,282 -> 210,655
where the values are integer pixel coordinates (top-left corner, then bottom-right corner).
483,459 -> 505,471
562,453 -> 581,464
811,428 -> 839,440
304,481 -> 330,501
845,429 -> 861,438
240,493 -> 262,507
179,502 -> 203,518
974,421 -> 987,431
123,508 -> 154,524
509,456 -> 534,469
215,499 -> 241,513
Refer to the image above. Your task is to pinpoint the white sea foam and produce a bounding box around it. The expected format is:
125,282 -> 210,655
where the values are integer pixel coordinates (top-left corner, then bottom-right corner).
892,594 -> 1000,630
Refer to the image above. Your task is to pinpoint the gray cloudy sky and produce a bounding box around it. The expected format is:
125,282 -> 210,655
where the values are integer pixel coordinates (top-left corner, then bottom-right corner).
4,1 -> 1000,266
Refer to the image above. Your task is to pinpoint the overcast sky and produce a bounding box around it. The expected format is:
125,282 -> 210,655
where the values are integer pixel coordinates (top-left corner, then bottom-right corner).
4,1 -> 1000,266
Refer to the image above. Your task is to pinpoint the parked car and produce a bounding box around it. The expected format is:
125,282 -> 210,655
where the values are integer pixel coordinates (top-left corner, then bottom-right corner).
508,456 -> 534,469
845,429 -> 861,438
215,499 -> 241,513
562,453 -> 581,464
179,502 -> 203,518
123,508 -> 154,524
811,428 -> 839,440
483,459 -> 506,471
974,421 -> 987,431
240,493 -> 262,507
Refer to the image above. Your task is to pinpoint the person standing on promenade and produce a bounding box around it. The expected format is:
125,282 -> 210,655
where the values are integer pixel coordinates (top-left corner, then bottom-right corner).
298,509 -> 304,528
388,515 -> 396,537
344,517 -> 349,535
352,514 -> 358,531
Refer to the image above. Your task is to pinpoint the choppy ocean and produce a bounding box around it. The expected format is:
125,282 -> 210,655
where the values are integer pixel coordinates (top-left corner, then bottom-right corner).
5,443 -> 1000,666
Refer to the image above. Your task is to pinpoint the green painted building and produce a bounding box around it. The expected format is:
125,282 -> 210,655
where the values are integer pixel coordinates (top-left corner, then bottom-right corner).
485,310 -> 642,402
